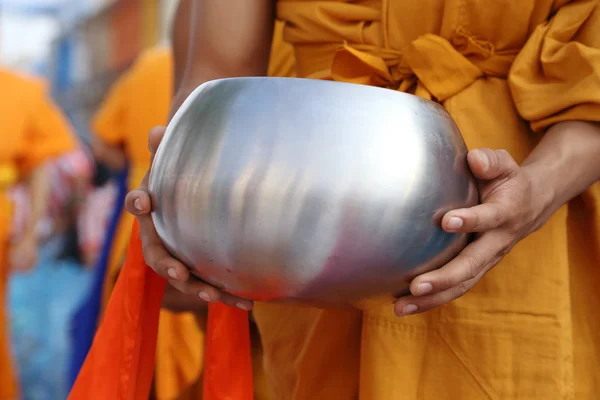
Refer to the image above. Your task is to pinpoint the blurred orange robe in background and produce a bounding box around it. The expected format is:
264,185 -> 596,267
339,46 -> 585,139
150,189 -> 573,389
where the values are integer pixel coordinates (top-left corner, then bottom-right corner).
0,69 -> 75,399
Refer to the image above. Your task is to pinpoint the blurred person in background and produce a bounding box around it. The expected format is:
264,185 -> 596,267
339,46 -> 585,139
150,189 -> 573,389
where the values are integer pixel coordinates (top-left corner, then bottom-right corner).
0,67 -> 75,400
77,160 -> 119,269
8,143 -> 95,400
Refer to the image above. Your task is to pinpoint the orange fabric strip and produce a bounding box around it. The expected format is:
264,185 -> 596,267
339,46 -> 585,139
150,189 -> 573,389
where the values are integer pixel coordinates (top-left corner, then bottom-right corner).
68,220 -> 166,400
203,303 -> 253,400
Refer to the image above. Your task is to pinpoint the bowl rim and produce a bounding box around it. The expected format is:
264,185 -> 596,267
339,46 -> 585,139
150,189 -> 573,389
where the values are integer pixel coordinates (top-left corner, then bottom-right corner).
148,76 -> 456,195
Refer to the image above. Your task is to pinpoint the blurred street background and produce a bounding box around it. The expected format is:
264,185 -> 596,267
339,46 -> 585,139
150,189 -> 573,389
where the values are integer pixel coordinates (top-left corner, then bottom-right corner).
0,1 -> 180,399
1,0 -> 176,137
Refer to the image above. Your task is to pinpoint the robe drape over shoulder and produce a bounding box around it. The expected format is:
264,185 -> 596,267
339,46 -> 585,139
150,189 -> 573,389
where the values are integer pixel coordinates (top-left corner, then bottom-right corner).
0,69 -> 75,400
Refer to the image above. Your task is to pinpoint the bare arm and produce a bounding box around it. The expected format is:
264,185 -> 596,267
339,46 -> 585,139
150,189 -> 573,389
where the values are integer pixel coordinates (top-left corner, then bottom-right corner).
90,136 -> 127,172
170,0 -> 276,116
25,166 -> 49,237
10,166 -> 48,271
523,121 -> 600,222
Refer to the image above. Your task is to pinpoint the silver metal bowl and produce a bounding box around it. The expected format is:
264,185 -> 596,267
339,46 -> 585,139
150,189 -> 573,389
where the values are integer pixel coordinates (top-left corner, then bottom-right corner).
149,77 -> 478,305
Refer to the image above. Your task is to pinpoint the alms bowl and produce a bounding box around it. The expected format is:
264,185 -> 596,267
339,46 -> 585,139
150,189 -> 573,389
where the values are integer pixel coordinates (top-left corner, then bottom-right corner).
149,77 -> 478,305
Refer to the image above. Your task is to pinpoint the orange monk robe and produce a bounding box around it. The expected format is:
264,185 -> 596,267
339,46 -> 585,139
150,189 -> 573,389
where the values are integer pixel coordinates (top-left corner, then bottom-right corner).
250,1 -> 600,399
0,69 -> 75,400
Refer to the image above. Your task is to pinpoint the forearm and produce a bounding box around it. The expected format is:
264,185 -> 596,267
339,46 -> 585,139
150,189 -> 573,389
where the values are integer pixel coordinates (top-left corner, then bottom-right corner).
90,135 -> 127,171
522,121 -> 600,219
170,0 -> 275,117
25,166 -> 49,236
101,144 -> 127,172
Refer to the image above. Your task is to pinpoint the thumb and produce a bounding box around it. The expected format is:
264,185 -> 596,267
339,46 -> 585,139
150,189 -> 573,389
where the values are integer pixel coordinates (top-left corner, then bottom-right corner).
467,148 -> 519,181
148,126 -> 166,156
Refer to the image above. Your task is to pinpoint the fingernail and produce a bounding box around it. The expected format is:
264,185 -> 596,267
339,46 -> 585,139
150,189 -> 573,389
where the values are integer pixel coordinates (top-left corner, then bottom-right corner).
447,217 -> 463,230
198,291 -> 211,302
416,282 -> 433,295
475,151 -> 489,170
134,198 -> 143,211
167,268 -> 177,279
236,302 -> 250,311
403,304 -> 418,315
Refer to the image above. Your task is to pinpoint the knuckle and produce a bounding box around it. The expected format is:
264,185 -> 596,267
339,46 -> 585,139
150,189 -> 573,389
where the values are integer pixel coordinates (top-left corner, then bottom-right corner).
441,274 -> 455,290
488,149 -> 502,168
465,255 -> 483,279
470,211 -> 482,230
496,149 -> 511,160
220,294 -> 238,308
183,284 -> 201,296
454,281 -> 471,298
490,206 -> 504,228
495,149 -> 511,165
496,238 -> 514,258
497,245 -> 511,258
155,256 -> 172,273
494,149 -> 518,173
141,243 -> 155,264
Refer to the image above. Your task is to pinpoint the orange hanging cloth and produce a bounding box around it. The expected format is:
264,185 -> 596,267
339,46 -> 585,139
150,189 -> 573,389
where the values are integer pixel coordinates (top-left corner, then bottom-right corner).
68,220 -> 165,399
68,219 -> 254,400
203,303 -> 253,400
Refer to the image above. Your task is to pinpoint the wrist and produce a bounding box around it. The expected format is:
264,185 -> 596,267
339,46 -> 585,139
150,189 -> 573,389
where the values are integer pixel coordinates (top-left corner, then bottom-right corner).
521,161 -> 559,226
522,121 -> 600,211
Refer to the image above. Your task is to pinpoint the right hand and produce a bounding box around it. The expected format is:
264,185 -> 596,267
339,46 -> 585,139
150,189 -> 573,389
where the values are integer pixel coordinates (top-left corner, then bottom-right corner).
125,126 -> 254,311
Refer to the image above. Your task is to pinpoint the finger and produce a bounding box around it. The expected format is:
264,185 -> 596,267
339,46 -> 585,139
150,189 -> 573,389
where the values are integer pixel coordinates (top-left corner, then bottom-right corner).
409,232 -> 508,296
442,202 -> 513,232
143,240 -> 191,282
125,189 -> 152,216
395,277 -> 478,316
138,209 -> 190,283
219,293 -> 254,311
143,244 -> 189,282
133,126 -> 166,199
468,149 -> 518,181
148,126 -> 166,155
169,277 -> 254,311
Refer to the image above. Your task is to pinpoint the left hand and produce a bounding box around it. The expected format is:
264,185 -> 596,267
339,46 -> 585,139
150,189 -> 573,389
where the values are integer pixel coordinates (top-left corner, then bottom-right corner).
9,232 -> 38,272
394,148 -> 551,317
